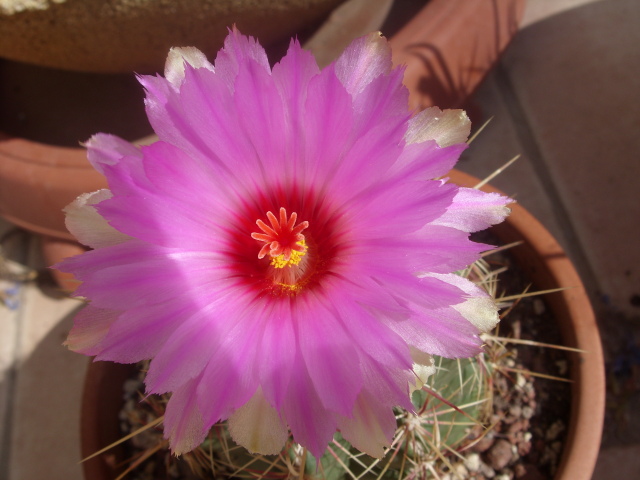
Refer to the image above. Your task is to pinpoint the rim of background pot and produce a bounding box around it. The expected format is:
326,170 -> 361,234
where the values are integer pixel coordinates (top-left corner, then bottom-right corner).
0,0 -> 346,73
80,169 -> 604,480
448,169 -> 605,480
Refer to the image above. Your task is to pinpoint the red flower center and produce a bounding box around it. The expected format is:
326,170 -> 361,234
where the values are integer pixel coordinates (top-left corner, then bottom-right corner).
251,207 -> 312,294
251,207 -> 309,262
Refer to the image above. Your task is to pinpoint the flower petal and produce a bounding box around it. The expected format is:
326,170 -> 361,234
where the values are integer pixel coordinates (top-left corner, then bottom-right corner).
164,46 -> 214,88
409,347 -> 436,393
63,305 -> 120,355
405,107 -> 471,147
298,292 -> 363,416
214,26 -> 270,91
228,388 -> 289,455
164,375 -> 207,456
94,299 -> 199,363
64,189 -> 130,249
430,273 -> 500,333
282,350 -> 339,459
435,186 -> 512,232
334,32 -> 393,96
85,133 -> 142,174
338,392 -> 396,458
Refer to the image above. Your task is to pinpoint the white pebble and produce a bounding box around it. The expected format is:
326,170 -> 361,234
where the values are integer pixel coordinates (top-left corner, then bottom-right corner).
454,463 -> 469,477
533,298 -> 546,314
464,453 -> 481,472
522,406 -> 534,419
481,462 -> 496,478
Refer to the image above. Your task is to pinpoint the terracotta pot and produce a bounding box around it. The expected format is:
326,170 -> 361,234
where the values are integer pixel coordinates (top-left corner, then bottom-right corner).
0,59 -> 155,290
390,0 -> 526,111
448,169 -> 604,480
0,136 -> 103,291
79,170 -> 604,480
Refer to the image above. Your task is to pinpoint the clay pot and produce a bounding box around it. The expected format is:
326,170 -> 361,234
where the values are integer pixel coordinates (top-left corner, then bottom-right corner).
390,0 -> 526,111
448,170 -> 604,480
79,170 -> 604,480
0,59 -> 154,290
0,0 -> 346,73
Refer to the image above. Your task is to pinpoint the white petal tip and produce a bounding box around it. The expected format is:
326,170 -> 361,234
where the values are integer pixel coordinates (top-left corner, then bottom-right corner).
228,390 -> 289,456
64,189 -> 130,248
165,47 -> 214,87
406,107 -> 471,147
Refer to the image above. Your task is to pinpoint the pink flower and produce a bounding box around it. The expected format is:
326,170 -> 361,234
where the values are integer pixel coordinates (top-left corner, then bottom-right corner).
58,29 -> 511,459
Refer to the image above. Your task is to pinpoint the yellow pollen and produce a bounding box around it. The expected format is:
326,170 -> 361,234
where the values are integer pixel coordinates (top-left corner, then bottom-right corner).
270,240 -> 307,269
274,282 -> 303,295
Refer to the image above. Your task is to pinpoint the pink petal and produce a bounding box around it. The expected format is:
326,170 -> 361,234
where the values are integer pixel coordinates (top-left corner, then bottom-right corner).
257,301 -> 296,410
358,347 -> 414,412
392,141 -> 466,181
301,64 -> 354,188
96,142 -> 236,250
282,353 -> 338,459
194,298 -> 269,426
214,26 -> 270,91
164,375 -> 207,455
430,273 -> 500,333
140,68 -> 252,183
346,179 -> 458,239
334,32 -> 393,96
232,53 -> 290,186
388,306 -> 482,359
272,39 -> 321,174
297,292 -> 362,416
145,294 -> 247,394
62,241 -> 225,310
64,305 -> 120,355
324,69 -> 409,194
85,133 -> 142,174
94,299 -> 200,363
435,187 -> 513,232
351,225 -> 489,274
63,189 -> 130,249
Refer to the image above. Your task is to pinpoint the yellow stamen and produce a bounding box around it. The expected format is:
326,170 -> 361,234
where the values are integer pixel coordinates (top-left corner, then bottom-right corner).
270,240 -> 307,269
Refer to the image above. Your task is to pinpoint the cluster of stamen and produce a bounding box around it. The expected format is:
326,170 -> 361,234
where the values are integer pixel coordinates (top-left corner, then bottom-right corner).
251,207 -> 309,267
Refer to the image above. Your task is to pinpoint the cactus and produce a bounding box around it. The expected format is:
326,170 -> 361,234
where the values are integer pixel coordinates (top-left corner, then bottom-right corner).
116,253 -> 524,480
